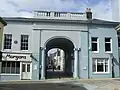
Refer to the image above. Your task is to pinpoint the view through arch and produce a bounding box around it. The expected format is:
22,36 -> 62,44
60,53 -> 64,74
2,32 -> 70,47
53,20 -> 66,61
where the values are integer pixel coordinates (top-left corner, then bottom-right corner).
44,38 -> 74,79
47,48 -> 65,72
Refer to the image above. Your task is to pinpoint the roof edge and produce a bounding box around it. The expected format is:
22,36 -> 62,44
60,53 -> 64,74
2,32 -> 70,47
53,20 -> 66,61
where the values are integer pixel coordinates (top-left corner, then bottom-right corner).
0,17 -> 7,26
2,17 -> 120,26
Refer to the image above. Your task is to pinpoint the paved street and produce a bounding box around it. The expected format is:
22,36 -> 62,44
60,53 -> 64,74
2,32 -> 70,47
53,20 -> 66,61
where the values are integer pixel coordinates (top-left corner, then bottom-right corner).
0,83 -> 87,90
1,78 -> 120,90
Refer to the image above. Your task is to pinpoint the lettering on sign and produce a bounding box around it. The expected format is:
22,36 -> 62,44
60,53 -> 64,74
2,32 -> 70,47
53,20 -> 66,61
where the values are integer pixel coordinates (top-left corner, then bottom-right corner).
6,54 -> 26,60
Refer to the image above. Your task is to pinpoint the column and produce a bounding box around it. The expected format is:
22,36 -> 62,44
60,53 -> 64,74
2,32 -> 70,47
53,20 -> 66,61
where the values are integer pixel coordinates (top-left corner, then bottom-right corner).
41,47 -> 45,79
73,48 -> 78,78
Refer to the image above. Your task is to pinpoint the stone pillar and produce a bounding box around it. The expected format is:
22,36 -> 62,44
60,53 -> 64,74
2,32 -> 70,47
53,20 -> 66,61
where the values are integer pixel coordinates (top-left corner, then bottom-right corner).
73,48 -> 78,78
41,47 -> 46,79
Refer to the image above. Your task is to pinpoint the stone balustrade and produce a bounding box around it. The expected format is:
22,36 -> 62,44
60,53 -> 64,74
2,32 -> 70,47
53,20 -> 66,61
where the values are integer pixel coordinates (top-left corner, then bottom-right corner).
34,11 -> 87,20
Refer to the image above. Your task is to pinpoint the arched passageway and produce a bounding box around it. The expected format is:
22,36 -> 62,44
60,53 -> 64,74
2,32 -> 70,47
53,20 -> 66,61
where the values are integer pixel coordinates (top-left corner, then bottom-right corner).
45,38 -> 74,79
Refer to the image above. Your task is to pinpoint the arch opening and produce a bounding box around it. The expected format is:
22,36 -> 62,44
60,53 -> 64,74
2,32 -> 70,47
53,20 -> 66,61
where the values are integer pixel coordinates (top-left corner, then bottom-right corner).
45,38 -> 75,79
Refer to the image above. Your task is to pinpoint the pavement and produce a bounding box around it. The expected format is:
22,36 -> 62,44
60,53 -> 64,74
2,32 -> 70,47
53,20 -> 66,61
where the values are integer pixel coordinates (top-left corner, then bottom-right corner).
0,78 -> 120,90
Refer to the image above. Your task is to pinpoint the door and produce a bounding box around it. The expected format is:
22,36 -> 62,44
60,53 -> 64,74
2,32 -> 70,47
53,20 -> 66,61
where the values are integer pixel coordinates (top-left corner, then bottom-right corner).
22,62 -> 31,80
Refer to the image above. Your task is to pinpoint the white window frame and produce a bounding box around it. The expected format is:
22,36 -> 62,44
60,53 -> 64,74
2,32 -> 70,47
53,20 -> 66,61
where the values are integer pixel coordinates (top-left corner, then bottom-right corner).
20,35 -> 29,51
105,37 -> 112,53
3,34 -> 12,50
93,58 -> 110,73
91,37 -> 99,53
1,61 -> 20,75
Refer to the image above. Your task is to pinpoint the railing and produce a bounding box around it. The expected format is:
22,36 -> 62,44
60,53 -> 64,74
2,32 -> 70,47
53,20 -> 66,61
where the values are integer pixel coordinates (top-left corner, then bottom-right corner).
34,11 -> 87,20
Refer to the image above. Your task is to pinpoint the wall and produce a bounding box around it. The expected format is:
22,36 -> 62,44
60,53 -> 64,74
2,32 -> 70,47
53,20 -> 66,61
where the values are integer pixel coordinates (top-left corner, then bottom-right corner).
0,75 -> 20,81
33,21 -> 88,78
2,21 -> 39,80
0,22 -> 4,50
34,22 -> 87,48
0,22 -> 4,81
79,31 -> 89,78
31,29 -> 41,80
2,21 -> 33,53
89,24 -> 119,78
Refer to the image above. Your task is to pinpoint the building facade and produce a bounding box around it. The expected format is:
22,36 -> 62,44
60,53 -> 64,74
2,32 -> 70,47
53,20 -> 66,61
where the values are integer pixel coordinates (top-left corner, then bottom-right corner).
0,9 -> 120,80
0,17 -> 7,81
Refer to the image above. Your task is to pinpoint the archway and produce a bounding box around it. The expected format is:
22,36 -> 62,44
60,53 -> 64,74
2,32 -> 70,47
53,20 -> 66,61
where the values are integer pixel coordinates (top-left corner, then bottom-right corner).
45,37 -> 75,79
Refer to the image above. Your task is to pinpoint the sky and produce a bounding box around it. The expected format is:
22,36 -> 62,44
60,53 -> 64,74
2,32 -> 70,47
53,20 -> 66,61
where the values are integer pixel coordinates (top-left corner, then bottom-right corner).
0,0 -> 112,20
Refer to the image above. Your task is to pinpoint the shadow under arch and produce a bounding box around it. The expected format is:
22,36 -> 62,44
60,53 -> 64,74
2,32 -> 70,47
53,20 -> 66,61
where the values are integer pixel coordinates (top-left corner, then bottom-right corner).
44,36 -> 75,79
44,36 -> 77,49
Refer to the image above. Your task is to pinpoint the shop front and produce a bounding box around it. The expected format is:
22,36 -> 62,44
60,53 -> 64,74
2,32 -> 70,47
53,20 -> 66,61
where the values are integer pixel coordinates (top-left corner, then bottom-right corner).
0,52 -> 32,80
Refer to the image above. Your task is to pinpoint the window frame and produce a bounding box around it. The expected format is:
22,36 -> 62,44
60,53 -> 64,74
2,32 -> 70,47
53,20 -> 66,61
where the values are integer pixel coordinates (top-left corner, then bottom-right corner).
20,35 -> 29,51
1,61 -> 20,75
3,34 -> 12,50
91,37 -> 99,53
105,37 -> 112,53
92,58 -> 110,74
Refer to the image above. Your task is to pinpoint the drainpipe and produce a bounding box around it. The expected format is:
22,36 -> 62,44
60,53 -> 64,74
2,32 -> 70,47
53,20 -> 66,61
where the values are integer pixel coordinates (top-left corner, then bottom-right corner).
39,29 -> 42,79
87,23 -> 90,79
86,8 -> 92,79
0,51 -> 2,80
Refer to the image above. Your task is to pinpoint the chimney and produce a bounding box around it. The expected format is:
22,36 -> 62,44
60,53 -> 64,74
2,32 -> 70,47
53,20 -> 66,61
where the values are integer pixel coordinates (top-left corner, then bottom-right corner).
86,8 -> 92,19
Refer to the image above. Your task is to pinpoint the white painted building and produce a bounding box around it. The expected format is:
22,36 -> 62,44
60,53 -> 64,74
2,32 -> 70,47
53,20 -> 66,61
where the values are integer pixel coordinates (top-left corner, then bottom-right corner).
0,8 -> 120,80
53,49 -> 65,71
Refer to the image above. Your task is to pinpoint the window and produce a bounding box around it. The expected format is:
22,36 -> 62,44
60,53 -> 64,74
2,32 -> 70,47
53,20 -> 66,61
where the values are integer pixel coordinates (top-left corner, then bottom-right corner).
91,37 -> 99,52
4,34 -> 12,49
57,50 -> 60,56
46,12 -> 50,16
20,35 -> 29,50
27,64 -> 30,72
1,61 -> 20,74
105,37 -> 112,52
54,12 -> 60,17
92,58 -> 109,73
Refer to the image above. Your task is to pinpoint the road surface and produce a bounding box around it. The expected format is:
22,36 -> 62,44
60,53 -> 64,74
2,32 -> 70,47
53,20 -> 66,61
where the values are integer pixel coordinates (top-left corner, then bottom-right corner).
0,83 -> 87,90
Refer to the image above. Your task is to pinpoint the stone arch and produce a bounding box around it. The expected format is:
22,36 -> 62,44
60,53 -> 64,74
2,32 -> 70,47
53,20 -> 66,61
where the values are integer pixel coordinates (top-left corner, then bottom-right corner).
44,36 -> 76,79
44,36 -> 77,49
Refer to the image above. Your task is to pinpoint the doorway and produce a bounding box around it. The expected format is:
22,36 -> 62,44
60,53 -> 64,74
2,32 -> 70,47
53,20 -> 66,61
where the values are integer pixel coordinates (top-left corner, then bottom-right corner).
21,62 -> 32,80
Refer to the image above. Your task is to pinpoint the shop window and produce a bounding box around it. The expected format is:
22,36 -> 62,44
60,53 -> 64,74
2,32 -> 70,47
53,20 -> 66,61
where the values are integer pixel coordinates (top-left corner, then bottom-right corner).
92,58 -> 109,73
20,35 -> 29,50
1,61 -> 20,74
4,34 -> 12,49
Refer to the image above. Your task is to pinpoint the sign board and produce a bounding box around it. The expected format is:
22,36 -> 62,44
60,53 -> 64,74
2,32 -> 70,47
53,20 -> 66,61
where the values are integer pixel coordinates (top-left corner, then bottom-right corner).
2,53 -> 31,61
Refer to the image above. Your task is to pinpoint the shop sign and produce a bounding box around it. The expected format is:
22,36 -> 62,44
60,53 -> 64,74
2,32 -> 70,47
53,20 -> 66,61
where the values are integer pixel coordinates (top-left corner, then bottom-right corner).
5,54 -> 26,60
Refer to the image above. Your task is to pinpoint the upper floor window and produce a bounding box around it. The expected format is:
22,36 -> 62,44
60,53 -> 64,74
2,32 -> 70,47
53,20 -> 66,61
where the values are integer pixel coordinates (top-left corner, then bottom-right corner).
4,34 -> 12,49
46,12 -> 50,16
20,35 -> 29,50
105,37 -> 112,52
91,37 -> 99,52
54,12 -> 60,17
